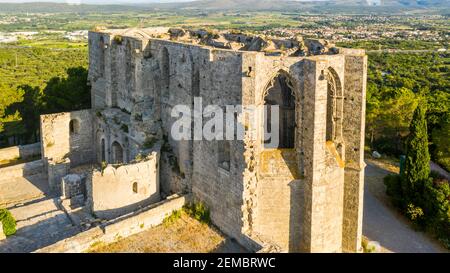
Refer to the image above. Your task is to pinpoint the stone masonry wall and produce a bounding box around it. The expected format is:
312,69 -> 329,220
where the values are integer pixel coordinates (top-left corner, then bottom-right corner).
85,29 -> 367,253
87,152 -> 160,220
40,110 -> 94,167
0,160 -> 44,180
47,159 -> 70,193
299,56 -> 347,253
247,55 -> 303,252
0,143 -> 41,162
342,52 -> 367,253
192,49 -> 247,245
35,194 -> 189,253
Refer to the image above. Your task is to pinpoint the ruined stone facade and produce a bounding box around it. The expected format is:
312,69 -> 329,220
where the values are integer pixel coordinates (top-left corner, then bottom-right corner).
39,27 -> 367,253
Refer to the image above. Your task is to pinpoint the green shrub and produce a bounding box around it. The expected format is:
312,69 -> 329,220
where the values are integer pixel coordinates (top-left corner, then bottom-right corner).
384,174 -> 404,208
163,210 -> 182,226
421,178 -> 448,218
101,161 -> 107,175
113,35 -> 123,45
405,203 -> 424,223
436,156 -> 450,174
421,178 -> 450,246
183,202 -> 210,225
432,114 -> 450,172
403,104 -> 430,201
0,209 -> 17,236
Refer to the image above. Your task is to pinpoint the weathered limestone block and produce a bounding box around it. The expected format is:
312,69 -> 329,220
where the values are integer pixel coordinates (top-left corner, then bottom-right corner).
342,53 -> 367,253
87,152 -> 160,220
70,194 -> 85,208
48,159 -> 71,194
61,174 -> 85,200
40,110 -> 94,168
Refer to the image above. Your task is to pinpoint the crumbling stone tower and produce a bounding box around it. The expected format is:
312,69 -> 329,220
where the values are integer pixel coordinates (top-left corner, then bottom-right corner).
84,28 -> 367,252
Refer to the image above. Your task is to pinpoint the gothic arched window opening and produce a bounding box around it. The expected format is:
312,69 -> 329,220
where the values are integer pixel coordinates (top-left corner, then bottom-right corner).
264,72 -> 296,149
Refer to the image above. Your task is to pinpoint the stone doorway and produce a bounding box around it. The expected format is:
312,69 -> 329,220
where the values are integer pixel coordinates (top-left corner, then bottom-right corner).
111,141 -> 124,164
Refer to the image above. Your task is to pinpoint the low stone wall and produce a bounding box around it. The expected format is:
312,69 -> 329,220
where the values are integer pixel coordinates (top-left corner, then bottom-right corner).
47,159 -> 71,193
40,110 -> 94,167
0,160 -> 44,180
34,194 -> 189,253
87,152 -> 160,220
0,143 -> 41,162
61,174 -> 86,200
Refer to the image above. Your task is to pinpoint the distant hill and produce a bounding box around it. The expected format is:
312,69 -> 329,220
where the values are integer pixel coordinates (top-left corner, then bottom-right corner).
0,0 -> 448,14
155,0 -> 450,11
0,2 -> 145,13
158,0 -> 318,11
382,0 -> 450,7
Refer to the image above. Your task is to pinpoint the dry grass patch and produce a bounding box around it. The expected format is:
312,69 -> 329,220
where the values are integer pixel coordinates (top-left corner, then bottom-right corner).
88,212 -> 243,253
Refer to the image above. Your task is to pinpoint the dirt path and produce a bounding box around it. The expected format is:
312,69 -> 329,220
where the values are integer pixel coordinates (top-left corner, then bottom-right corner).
430,161 -> 450,181
363,161 -> 448,253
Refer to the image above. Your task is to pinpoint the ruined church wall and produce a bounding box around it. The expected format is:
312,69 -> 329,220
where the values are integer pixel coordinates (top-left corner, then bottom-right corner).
88,32 -> 109,109
152,41 -> 207,194
87,152 -> 160,220
192,49 -> 248,244
94,109 -> 136,164
89,32 -> 149,112
86,30 -> 366,253
247,56 -> 305,252
341,53 -> 367,253
110,39 -> 133,112
40,110 -> 94,167
254,172 -> 303,252
300,56 -> 346,252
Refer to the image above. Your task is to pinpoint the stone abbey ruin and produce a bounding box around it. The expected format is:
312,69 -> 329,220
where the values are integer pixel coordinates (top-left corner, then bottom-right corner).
16,27 -> 367,252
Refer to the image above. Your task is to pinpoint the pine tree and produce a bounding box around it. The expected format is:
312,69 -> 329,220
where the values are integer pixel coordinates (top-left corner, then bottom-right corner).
402,104 -> 430,201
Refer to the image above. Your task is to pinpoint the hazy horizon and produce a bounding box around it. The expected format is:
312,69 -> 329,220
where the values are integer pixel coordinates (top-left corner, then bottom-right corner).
1,0 -> 194,3
0,0 -> 332,3
0,0 -> 339,4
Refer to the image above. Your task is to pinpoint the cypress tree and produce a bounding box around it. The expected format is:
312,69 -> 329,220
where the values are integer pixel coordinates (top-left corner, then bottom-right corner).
402,104 -> 430,201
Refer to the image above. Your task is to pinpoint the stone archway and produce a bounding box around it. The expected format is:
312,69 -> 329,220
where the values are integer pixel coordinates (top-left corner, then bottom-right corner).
111,141 -> 124,164
101,138 -> 106,163
325,67 -> 343,143
325,67 -> 344,159
251,69 -> 302,252
99,36 -> 105,78
160,47 -> 170,99
69,119 -> 80,134
263,71 -> 296,149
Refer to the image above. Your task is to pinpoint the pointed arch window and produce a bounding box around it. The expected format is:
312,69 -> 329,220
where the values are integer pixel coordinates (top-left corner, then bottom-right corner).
263,71 -> 296,149
325,68 -> 343,143
160,47 -> 170,98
